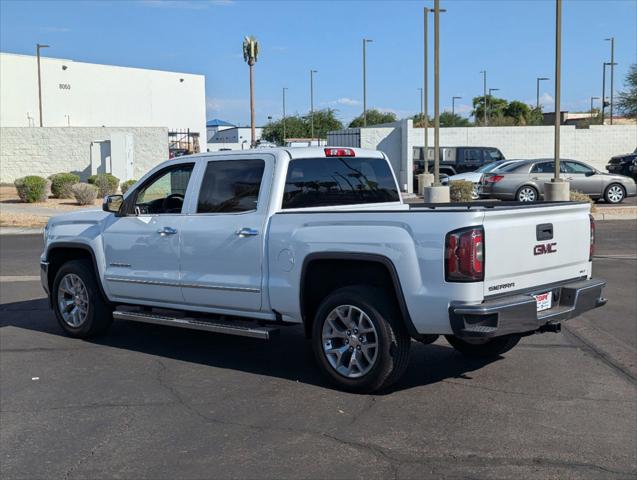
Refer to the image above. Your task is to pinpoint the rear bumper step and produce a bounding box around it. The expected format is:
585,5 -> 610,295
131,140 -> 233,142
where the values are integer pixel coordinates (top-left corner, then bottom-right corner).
449,278 -> 606,339
112,309 -> 279,340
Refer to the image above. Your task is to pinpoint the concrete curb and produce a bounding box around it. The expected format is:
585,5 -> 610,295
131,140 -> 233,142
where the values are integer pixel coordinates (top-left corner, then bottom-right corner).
0,227 -> 44,236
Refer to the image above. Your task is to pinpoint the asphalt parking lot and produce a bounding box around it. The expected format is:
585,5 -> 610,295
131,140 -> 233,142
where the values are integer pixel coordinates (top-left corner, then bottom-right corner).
1,221 -> 636,479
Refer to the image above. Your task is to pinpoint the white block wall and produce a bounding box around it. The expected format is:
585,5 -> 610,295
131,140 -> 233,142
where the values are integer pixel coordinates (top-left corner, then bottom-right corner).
330,121 -> 637,192
0,127 -> 168,183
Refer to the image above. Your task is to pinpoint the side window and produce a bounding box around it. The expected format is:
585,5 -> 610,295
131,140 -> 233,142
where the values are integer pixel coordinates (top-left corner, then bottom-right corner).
133,164 -> 193,215
197,159 -> 265,213
486,149 -> 503,161
531,162 -> 555,173
282,157 -> 399,209
564,161 -> 594,174
463,149 -> 483,164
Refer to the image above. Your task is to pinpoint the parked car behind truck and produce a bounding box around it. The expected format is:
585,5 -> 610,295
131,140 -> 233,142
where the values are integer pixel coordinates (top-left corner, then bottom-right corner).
480,158 -> 637,203
606,147 -> 637,181
41,147 -> 606,393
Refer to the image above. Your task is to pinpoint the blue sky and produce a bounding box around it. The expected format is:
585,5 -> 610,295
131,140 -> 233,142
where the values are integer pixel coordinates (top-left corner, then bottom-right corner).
1,0 -> 636,126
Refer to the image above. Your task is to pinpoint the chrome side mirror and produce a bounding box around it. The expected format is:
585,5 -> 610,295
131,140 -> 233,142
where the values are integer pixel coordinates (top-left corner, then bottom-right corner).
103,194 -> 123,213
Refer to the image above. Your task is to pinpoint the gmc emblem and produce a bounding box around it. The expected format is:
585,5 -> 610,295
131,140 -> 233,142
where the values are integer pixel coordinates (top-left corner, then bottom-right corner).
534,242 -> 557,256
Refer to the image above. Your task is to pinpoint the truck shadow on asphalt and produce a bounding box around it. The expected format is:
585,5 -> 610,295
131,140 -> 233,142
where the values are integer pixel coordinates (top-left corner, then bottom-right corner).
1,298 -> 502,394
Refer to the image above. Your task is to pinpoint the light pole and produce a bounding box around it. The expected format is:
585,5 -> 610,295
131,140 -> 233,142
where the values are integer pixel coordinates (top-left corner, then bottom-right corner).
590,96 -> 599,120
433,0 -> 441,186
451,96 -> 461,126
418,88 -> 424,121
536,77 -> 549,110
553,0 -> 562,183
480,70 -> 487,126
310,70 -> 317,142
605,37 -> 615,124
423,6 -> 445,176
488,88 -> 499,120
282,87 -> 287,145
362,38 -> 373,127
36,43 -> 50,127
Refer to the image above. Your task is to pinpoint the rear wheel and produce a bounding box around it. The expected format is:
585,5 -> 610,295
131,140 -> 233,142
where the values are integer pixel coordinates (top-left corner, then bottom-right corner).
516,185 -> 539,202
604,183 -> 625,204
312,286 -> 411,393
52,259 -> 113,338
444,334 -> 521,358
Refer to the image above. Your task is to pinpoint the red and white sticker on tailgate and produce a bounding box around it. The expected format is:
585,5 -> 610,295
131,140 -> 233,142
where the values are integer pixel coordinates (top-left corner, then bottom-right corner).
533,291 -> 553,312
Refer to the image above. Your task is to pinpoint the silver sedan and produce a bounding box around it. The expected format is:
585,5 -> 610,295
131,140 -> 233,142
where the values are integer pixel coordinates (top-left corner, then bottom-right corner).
479,158 -> 637,203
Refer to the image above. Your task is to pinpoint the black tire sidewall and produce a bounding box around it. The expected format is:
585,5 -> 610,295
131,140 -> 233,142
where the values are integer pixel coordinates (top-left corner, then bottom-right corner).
445,334 -> 521,358
52,259 -> 111,338
311,287 -> 403,393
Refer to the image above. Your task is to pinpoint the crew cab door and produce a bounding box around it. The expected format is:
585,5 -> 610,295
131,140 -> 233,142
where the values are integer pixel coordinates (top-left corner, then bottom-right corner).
102,162 -> 195,304
179,155 -> 273,312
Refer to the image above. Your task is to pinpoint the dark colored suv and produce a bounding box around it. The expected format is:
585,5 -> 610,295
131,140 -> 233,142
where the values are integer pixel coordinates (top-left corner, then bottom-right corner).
413,146 -> 505,178
606,148 -> 637,181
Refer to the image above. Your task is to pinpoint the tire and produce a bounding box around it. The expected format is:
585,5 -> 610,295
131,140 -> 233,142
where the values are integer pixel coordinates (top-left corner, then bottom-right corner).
603,183 -> 625,204
52,259 -> 113,338
419,334 -> 440,345
516,185 -> 539,202
444,334 -> 521,358
312,286 -> 411,393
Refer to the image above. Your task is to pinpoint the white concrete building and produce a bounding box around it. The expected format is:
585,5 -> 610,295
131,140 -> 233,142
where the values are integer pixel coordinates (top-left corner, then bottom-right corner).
328,119 -> 637,193
206,118 -> 236,143
0,52 -> 206,149
207,126 -> 263,151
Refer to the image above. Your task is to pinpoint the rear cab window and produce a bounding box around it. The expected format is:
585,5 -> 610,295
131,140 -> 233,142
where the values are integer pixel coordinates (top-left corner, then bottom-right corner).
282,157 -> 400,209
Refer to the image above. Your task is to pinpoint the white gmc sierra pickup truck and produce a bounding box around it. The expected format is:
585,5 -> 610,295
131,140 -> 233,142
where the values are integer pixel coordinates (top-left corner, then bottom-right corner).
41,147 -> 606,392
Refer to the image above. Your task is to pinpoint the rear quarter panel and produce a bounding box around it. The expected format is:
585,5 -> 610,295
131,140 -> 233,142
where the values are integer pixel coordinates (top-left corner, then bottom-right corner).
266,210 -> 486,335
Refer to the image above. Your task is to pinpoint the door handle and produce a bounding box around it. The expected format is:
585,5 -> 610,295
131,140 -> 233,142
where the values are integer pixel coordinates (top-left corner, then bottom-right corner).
236,227 -> 259,237
157,226 -> 178,236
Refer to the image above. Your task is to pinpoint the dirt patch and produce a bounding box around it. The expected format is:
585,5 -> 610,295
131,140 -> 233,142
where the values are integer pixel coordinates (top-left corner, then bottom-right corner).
0,212 -> 48,228
0,185 -> 101,210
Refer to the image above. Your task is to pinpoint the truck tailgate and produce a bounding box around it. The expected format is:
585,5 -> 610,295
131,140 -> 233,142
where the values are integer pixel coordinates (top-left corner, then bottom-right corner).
482,203 -> 592,296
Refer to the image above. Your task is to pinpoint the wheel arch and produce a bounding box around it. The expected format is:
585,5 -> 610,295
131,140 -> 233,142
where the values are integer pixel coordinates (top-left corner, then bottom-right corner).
46,243 -> 110,306
299,252 -> 419,340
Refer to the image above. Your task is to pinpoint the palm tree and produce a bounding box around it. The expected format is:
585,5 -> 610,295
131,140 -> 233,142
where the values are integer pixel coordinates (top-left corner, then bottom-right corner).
242,36 -> 259,147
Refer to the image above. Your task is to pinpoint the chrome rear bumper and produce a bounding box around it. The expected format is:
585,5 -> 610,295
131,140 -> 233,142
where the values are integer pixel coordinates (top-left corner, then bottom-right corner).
449,278 -> 606,338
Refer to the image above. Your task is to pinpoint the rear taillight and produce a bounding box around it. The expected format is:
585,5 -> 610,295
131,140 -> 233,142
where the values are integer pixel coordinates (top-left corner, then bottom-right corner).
445,227 -> 484,282
485,175 -> 504,183
589,214 -> 595,260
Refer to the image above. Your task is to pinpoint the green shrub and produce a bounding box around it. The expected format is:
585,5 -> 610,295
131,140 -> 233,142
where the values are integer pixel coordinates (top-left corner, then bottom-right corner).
49,173 -> 80,198
88,173 -> 119,197
449,180 -> 475,202
570,190 -> 596,212
71,183 -> 98,205
14,176 -> 49,203
120,179 -> 137,194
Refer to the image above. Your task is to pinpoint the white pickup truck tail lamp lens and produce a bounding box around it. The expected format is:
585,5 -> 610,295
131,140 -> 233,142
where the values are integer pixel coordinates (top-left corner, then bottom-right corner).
324,148 -> 355,157
589,214 -> 595,261
445,227 -> 485,282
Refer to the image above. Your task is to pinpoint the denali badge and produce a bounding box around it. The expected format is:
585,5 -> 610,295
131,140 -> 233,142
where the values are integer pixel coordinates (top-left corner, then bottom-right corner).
534,242 -> 557,256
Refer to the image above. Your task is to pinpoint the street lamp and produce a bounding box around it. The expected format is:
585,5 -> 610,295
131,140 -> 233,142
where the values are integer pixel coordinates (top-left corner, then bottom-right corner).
282,87 -> 288,145
553,0 -> 562,183
451,96 -> 462,126
418,88 -> 424,121
310,70 -> 317,142
36,43 -> 50,127
590,96 -> 599,120
605,37 -> 615,124
536,77 -> 549,110
362,38 -> 373,127
480,70 -> 487,126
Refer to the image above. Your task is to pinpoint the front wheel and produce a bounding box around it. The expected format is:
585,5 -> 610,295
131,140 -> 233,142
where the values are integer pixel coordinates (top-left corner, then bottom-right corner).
52,259 -> 113,338
312,286 -> 411,393
444,334 -> 521,358
604,183 -> 625,204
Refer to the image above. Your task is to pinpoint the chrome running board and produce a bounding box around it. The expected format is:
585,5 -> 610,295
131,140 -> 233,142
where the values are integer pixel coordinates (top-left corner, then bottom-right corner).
113,309 -> 279,340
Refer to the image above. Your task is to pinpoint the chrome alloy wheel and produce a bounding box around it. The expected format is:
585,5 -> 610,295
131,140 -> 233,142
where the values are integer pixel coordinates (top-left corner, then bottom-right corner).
57,273 -> 89,327
517,187 -> 537,202
606,185 -> 624,203
322,305 -> 379,378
